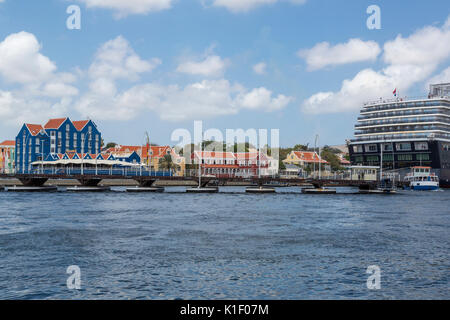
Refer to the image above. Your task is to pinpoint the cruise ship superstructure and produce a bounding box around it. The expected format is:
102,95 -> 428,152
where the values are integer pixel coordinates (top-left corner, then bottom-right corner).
348,83 -> 450,188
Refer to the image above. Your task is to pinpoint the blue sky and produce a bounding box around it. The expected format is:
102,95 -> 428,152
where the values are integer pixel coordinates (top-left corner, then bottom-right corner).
0,0 -> 449,147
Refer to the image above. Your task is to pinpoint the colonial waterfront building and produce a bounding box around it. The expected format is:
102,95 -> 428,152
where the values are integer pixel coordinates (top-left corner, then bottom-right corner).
348,83 -> 450,187
15,118 -> 101,173
191,151 -> 274,178
0,140 -> 15,174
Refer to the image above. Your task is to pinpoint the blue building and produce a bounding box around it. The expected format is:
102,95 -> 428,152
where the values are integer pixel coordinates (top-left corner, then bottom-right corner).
15,118 -> 101,173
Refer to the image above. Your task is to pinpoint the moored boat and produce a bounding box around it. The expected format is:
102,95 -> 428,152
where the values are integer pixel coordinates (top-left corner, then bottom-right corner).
405,166 -> 439,191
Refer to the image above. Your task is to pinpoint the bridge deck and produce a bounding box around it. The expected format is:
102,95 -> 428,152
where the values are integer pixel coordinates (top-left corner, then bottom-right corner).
0,173 -> 406,188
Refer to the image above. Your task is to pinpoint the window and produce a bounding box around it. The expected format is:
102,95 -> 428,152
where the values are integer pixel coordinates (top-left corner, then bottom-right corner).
66,124 -> 70,131
58,132 -> 62,139
383,143 -> 393,152
443,144 -> 450,151
398,154 -> 413,161
51,131 -> 56,137
366,155 -> 379,162
382,154 -> 394,161
396,143 -> 411,151
415,142 -> 428,151
365,144 -> 378,152
353,145 -> 363,153
35,146 -> 40,153
416,154 -> 430,161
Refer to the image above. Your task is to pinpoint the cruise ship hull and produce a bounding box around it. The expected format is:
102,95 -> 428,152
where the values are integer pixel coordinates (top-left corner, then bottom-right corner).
349,140 -> 450,188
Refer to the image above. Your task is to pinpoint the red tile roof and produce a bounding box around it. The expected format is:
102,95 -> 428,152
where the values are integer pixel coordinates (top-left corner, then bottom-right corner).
44,118 -> 67,129
0,140 -> 15,146
292,151 -> 328,164
150,146 -> 171,158
25,124 -> 44,136
72,120 -> 90,131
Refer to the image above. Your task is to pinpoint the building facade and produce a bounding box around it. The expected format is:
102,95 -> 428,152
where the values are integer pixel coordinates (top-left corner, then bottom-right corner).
0,140 -> 15,174
15,118 -> 101,173
191,151 -> 271,178
106,145 -> 185,176
283,151 -> 328,169
348,83 -> 450,187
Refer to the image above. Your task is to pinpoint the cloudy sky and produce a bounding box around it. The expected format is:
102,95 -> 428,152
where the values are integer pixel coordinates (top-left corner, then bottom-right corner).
0,0 -> 449,147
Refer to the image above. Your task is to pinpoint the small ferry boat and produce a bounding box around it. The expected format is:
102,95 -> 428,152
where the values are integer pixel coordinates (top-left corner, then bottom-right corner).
405,167 -> 439,191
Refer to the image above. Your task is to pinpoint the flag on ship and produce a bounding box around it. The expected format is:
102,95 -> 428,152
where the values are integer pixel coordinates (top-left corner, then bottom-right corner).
393,88 -> 397,97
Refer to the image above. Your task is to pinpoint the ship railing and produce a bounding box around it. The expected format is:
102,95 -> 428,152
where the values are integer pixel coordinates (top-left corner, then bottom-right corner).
350,133 -> 450,142
355,116 -> 450,128
363,95 -> 450,107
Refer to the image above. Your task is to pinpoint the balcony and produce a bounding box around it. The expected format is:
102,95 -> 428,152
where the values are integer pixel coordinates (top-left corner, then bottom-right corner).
350,132 -> 450,143
358,108 -> 450,121
355,116 -> 450,129
355,125 -> 450,136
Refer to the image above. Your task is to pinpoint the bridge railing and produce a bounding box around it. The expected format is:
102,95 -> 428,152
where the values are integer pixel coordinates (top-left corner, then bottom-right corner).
27,167 -> 173,177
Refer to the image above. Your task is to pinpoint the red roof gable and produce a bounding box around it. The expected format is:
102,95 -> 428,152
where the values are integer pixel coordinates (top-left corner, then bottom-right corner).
44,118 -> 67,129
72,120 -> 90,131
292,151 -> 328,164
25,124 -> 44,136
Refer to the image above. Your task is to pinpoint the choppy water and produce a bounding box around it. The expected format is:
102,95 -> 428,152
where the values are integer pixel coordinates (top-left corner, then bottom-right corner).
0,187 -> 448,300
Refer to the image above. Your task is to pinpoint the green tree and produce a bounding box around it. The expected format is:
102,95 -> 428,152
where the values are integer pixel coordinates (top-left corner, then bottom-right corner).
320,149 -> 342,171
105,142 -> 117,149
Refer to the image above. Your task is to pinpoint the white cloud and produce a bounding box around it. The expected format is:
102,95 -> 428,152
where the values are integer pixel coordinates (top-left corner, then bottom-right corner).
0,31 -> 56,84
426,67 -> 450,87
0,90 -> 72,126
253,62 -> 267,75
177,55 -> 228,77
76,37 -> 292,121
77,0 -> 173,17
76,79 -> 292,122
0,32 -> 78,125
301,17 -> 450,114
298,38 -> 381,71
210,0 -> 306,13
89,35 -> 161,81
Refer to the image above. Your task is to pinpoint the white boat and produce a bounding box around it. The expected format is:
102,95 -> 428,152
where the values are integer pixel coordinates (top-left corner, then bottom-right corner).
405,167 -> 439,191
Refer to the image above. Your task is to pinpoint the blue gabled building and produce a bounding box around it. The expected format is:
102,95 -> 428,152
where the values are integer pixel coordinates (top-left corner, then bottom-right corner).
15,118 -> 102,173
